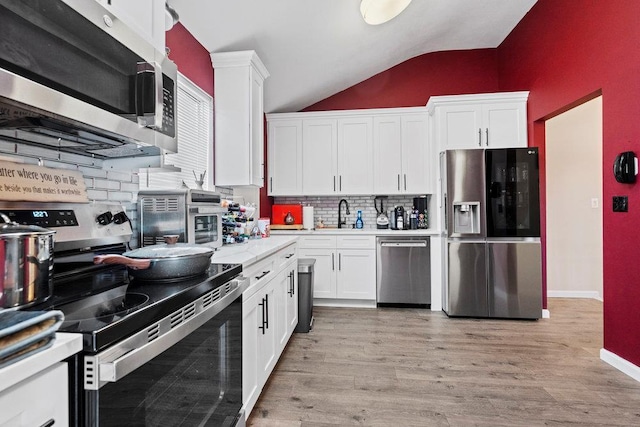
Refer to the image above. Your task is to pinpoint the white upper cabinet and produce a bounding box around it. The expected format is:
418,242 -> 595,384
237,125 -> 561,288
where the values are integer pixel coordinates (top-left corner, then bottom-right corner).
427,92 -> 529,152
212,51 -> 269,187
302,119 -> 338,195
268,108 -> 430,196
96,0 -> 166,53
373,108 -> 431,195
267,119 -> 302,195
337,116 -> 373,195
373,115 -> 402,194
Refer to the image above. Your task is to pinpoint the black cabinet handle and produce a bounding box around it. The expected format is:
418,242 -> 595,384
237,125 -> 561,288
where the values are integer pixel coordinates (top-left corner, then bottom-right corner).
258,297 -> 266,334
478,128 -> 482,146
265,294 -> 269,329
291,269 -> 295,296
485,128 -> 489,146
255,270 -> 270,280
288,270 -> 295,296
40,419 -> 55,427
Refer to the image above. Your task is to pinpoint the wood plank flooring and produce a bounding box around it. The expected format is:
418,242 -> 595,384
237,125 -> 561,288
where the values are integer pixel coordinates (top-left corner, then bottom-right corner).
247,298 -> 640,426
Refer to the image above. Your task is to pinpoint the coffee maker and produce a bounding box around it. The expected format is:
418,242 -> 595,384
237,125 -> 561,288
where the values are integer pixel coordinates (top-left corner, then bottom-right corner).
391,205 -> 405,230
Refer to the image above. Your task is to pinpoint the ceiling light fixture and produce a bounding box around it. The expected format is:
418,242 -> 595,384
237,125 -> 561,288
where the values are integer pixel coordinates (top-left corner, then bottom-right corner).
360,0 -> 412,25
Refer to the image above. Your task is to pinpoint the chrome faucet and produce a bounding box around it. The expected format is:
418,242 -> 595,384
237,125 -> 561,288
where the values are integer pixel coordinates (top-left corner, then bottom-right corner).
338,199 -> 350,228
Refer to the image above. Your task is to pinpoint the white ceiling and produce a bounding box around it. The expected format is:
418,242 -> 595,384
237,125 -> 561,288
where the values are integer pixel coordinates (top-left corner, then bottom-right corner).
169,0 -> 537,113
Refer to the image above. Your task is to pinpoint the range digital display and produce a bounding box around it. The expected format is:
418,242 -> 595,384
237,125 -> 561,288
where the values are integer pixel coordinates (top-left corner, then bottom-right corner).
3,209 -> 79,228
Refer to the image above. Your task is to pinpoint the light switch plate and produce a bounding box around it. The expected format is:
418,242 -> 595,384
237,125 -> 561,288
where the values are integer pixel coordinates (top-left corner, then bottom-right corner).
613,196 -> 628,212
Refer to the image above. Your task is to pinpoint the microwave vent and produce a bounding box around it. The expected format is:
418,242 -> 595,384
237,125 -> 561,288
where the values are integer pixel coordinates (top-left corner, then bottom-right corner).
141,197 -> 180,213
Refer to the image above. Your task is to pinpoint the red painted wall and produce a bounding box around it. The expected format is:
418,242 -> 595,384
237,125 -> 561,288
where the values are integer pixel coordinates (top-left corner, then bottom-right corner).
304,49 -> 500,111
166,23 -> 213,96
174,0 -> 640,367
498,0 -> 640,366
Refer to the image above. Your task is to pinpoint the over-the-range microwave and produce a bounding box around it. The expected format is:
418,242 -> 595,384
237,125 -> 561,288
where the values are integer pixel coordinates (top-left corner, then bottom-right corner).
0,0 -> 177,159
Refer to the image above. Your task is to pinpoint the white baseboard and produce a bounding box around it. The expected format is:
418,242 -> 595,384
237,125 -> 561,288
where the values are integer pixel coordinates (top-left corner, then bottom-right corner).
542,309 -> 550,318
600,349 -> 640,383
314,299 -> 376,308
548,290 -> 602,299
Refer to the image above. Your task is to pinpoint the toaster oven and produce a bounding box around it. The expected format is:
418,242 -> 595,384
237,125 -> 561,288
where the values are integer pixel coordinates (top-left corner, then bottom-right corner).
138,189 -> 224,248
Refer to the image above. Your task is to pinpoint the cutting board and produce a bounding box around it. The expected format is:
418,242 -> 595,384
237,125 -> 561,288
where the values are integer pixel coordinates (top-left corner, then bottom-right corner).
271,204 -> 303,225
270,224 -> 304,230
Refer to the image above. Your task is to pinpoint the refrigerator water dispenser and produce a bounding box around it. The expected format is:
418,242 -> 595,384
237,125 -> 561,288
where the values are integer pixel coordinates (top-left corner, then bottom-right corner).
453,202 -> 480,234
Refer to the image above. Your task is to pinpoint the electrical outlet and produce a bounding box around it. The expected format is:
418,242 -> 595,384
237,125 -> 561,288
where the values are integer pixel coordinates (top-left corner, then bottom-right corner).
613,196 -> 628,212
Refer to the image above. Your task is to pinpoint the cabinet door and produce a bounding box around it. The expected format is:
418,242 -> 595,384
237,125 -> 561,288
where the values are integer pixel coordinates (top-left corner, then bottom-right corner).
257,282 -> 277,384
402,113 -> 431,193
0,362 -> 68,427
242,291 -> 261,412
373,115 -> 403,194
438,104 -> 483,150
285,266 -> 298,336
250,67 -> 265,186
336,249 -> 376,300
274,270 -> 289,351
96,0 -> 164,52
337,117 -> 374,194
299,248 -> 336,298
482,102 -> 528,148
268,119 -> 302,195
302,119 -> 338,195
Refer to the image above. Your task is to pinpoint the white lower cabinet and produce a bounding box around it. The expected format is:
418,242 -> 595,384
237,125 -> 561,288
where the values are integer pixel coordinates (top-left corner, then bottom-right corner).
242,242 -> 298,418
0,362 -> 68,427
299,235 -> 376,302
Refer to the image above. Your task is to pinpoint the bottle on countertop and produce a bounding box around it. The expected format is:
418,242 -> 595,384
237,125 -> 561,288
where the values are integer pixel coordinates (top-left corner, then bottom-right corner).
355,210 -> 364,229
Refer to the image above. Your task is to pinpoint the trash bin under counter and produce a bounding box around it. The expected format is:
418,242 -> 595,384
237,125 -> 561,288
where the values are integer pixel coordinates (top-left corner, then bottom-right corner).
295,258 -> 315,333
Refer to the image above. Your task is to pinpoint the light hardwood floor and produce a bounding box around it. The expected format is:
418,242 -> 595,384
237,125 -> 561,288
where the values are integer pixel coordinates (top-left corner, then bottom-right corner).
247,298 -> 640,426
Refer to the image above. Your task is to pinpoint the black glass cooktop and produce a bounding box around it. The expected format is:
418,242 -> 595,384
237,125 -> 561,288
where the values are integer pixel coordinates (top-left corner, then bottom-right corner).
33,263 -> 242,353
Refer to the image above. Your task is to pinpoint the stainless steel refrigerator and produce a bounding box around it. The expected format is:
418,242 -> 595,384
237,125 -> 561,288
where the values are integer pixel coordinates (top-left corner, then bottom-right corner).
441,148 -> 542,319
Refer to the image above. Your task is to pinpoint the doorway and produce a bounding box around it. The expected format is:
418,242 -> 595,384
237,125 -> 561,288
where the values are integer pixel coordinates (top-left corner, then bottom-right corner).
545,96 -> 603,300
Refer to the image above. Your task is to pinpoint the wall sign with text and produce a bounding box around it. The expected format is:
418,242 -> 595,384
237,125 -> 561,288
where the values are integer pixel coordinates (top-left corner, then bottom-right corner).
0,160 -> 88,203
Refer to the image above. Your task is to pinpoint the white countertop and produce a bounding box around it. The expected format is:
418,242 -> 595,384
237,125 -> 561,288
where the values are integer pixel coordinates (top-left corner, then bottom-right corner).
271,228 -> 438,236
211,235 -> 299,267
0,332 -> 83,393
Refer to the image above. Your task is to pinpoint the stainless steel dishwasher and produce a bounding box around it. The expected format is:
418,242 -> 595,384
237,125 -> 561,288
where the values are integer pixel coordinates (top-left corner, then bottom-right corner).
376,236 -> 430,307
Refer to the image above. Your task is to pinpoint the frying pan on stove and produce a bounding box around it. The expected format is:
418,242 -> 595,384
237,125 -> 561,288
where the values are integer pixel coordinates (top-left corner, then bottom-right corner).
93,236 -> 214,281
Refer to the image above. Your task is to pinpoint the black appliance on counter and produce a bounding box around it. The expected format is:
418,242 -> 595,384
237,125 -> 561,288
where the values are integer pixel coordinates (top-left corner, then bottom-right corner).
1,201 -> 247,427
413,196 -> 429,229
391,205 -> 405,230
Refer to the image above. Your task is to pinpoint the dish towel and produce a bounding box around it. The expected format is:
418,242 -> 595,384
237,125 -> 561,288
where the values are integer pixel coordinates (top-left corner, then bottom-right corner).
0,310 -> 64,369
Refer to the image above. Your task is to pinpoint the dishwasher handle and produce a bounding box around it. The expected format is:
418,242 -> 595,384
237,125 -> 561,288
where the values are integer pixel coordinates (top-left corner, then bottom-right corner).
380,241 -> 428,248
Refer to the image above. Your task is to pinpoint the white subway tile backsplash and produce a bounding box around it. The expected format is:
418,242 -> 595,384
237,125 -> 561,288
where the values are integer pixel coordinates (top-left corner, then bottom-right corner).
0,139 -> 146,246
93,178 -> 121,191
273,195 -> 430,228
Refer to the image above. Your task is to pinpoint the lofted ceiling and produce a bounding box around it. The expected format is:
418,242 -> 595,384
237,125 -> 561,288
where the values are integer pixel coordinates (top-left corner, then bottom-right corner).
168,0 -> 537,113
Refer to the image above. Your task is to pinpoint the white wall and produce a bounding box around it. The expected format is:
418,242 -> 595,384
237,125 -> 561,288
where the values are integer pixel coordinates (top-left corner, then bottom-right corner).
545,96 -> 603,299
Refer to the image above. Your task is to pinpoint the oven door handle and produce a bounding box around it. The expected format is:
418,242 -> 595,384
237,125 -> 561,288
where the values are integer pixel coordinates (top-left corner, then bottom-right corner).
88,277 -> 248,389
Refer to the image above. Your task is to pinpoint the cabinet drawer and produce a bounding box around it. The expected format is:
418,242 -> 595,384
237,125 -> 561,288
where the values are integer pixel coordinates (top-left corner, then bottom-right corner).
0,362 -> 68,427
298,235 -> 337,249
337,235 -> 375,249
277,243 -> 298,269
244,257 -> 276,291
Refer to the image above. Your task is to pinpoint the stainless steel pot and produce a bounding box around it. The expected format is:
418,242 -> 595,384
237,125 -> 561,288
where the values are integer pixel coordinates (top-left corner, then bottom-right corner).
93,237 -> 214,281
0,213 -> 55,309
